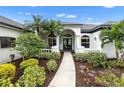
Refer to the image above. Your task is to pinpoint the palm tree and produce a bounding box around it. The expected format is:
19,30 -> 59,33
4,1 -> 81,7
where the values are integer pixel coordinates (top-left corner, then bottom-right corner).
23,15 -> 43,35
42,19 -> 64,47
100,21 -> 124,62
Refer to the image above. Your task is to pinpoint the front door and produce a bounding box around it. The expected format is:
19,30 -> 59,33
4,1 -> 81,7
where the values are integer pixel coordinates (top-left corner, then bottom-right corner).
63,38 -> 72,50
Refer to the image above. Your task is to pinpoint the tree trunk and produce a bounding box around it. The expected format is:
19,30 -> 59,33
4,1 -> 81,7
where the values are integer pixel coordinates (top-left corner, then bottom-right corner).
115,47 -> 119,62
36,27 -> 39,36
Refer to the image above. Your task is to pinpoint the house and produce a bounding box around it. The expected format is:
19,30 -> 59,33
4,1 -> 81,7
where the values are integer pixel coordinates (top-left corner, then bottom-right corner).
0,16 -> 23,63
0,16 -> 117,63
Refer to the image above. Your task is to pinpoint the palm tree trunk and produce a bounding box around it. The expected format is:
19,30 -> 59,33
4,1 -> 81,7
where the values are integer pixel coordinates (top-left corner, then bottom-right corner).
36,27 -> 39,36
115,47 -> 119,62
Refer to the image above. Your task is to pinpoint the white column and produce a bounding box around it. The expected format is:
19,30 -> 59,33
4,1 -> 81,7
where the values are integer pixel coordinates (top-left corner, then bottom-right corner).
75,35 -> 84,53
57,36 -> 59,49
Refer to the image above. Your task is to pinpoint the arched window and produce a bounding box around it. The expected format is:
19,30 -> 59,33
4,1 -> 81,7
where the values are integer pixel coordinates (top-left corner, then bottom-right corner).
48,34 -> 56,47
81,35 -> 90,48
64,34 -> 72,37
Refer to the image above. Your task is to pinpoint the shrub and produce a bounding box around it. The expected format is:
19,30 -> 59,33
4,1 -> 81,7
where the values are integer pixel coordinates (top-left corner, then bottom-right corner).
87,52 -> 107,68
95,69 -> 124,87
105,60 -> 124,68
0,78 -> 13,87
0,64 -> 16,79
15,33 -> 46,59
73,53 -> 89,62
47,59 -> 57,71
16,65 -> 46,87
20,58 -> 39,69
39,52 -> 60,60
73,52 -> 107,68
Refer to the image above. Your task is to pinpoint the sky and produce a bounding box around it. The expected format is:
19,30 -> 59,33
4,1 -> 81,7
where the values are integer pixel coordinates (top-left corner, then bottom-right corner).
0,6 -> 124,24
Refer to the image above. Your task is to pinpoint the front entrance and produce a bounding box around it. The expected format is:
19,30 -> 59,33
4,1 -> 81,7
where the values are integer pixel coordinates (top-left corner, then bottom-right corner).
63,38 -> 72,50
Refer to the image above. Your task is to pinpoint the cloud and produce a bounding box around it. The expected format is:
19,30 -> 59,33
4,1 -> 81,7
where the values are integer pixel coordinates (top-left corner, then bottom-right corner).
87,17 -> 93,20
56,13 -> 77,18
65,15 -> 77,18
56,13 -> 66,17
17,12 -> 23,14
104,6 -> 115,8
25,12 -> 31,15
17,12 -> 32,15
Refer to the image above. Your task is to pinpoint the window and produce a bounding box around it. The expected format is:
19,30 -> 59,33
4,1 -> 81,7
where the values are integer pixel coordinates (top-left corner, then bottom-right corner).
81,35 -> 90,48
48,34 -> 56,47
0,37 -> 15,48
64,34 -> 72,37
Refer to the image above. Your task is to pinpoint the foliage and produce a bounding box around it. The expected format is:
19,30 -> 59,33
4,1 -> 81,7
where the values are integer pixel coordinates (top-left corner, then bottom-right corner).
73,52 -> 108,68
39,52 -> 61,60
106,60 -> 124,68
15,33 -> 46,59
23,15 -> 43,34
87,52 -> 107,68
95,69 -> 124,87
0,64 -> 16,79
16,65 -> 46,87
0,78 -> 13,87
100,21 -> 124,62
20,58 -> 39,69
42,19 -> 63,47
73,53 -> 89,62
47,59 -> 57,71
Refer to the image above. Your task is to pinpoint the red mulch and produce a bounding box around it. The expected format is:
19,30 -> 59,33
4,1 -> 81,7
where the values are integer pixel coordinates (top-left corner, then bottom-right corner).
11,53 -> 63,87
74,61 -> 124,87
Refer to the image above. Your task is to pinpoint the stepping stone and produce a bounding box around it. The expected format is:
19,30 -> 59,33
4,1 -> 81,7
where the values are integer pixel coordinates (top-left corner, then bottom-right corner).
79,70 -> 84,73
98,71 -> 104,74
79,65 -> 86,70
90,70 -> 96,74
121,73 -> 124,78
87,72 -> 95,77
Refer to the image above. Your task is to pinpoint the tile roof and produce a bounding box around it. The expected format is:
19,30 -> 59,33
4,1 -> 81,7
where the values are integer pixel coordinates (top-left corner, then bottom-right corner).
0,16 -> 23,29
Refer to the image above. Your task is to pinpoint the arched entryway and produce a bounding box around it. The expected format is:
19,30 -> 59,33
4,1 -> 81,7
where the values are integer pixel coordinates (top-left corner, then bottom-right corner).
60,29 -> 75,51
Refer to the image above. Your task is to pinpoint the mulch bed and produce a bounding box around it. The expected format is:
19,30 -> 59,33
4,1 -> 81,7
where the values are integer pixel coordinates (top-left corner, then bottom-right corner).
11,53 -> 63,87
74,61 -> 124,87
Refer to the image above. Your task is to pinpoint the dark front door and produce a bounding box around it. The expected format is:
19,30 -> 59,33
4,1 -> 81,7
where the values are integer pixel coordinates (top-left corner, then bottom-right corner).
63,38 -> 72,50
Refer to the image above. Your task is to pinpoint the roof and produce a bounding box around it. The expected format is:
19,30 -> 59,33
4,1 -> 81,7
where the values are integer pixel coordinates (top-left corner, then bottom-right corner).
81,22 -> 117,33
62,22 -> 83,25
0,16 -> 23,29
0,16 -> 117,33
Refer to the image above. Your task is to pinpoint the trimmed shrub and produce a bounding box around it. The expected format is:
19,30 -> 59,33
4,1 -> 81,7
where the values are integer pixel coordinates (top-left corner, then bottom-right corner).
87,52 -> 107,68
47,59 -> 57,71
73,52 -> 108,68
0,78 -> 13,87
16,65 -> 46,87
20,58 -> 39,69
95,69 -> 124,87
39,52 -> 60,60
73,53 -> 89,62
0,64 -> 16,79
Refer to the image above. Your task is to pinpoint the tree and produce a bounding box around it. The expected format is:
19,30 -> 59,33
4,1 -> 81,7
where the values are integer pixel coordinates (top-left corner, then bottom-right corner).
100,21 -> 124,62
42,19 -> 63,47
23,15 -> 43,35
15,33 -> 46,59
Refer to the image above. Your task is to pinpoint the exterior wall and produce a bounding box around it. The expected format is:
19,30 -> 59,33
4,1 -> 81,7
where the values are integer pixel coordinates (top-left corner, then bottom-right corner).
102,43 -> 116,58
59,29 -> 75,50
63,25 -> 82,52
91,31 -> 102,50
0,26 -> 23,64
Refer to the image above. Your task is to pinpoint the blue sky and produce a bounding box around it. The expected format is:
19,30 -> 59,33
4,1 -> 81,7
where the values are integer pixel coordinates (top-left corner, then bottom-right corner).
0,6 -> 124,24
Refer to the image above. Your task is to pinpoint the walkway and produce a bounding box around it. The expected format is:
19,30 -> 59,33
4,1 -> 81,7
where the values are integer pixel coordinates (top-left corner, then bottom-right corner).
49,52 -> 76,87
